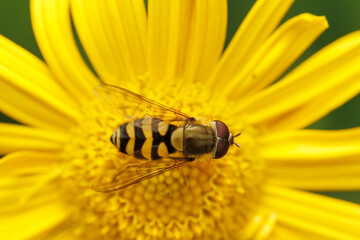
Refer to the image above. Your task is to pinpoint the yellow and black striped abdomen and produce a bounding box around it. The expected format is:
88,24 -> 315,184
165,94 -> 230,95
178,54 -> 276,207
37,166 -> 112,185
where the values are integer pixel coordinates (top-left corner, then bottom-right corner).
110,118 -> 178,160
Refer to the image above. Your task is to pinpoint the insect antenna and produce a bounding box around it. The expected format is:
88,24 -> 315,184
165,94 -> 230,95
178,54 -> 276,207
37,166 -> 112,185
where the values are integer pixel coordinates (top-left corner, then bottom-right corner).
233,132 -> 242,148
234,132 -> 241,138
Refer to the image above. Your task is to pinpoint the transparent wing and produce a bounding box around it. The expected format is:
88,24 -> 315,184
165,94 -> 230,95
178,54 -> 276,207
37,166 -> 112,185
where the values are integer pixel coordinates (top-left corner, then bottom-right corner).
94,84 -> 193,121
92,159 -> 191,192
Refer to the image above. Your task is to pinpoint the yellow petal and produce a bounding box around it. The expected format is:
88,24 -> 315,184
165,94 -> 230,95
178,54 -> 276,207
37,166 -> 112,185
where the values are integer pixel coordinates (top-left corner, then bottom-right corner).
259,127 -> 360,162
0,35 -> 82,129
267,161 -> 360,180
71,0 -> 147,84
224,14 -> 328,99
0,167 -> 62,217
262,185 -> 360,239
267,79 -> 360,131
181,0 -> 227,82
241,211 -> 277,240
31,0 -> 100,101
0,123 -> 68,154
0,77 -> 79,129
259,128 -> 360,190
0,176 -> 62,214
147,0 -> 178,80
236,31 -> 360,130
268,224 -> 313,240
206,0 -> 294,88
148,0 -> 227,83
0,151 -> 62,176
0,99 -> 59,130
0,201 -> 69,240
38,227 -> 74,240
0,35 -> 78,108
267,177 -> 360,191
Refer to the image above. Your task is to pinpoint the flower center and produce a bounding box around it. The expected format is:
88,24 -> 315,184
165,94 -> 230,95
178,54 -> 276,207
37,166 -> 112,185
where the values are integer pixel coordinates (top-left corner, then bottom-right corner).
62,81 -> 265,239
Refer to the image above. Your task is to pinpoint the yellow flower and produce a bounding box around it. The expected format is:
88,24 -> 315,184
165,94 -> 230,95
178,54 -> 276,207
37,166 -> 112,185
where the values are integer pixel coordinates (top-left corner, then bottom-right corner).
1,0 -> 360,239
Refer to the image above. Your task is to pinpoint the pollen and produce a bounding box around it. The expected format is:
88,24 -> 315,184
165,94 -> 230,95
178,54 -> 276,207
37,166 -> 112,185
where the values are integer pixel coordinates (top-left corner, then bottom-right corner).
62,81 -> 265,239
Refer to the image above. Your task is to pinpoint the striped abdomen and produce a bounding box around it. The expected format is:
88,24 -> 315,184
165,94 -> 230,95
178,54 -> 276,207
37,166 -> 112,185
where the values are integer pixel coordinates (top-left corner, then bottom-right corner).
110,118 -> 178,160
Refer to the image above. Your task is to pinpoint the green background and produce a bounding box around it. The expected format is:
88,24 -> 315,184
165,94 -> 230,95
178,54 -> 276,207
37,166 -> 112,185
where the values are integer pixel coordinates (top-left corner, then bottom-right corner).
0,0 -> 359,203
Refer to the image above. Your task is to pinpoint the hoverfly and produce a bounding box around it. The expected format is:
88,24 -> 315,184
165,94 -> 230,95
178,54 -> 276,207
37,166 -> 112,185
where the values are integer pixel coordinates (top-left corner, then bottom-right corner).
92,84 -> 240,192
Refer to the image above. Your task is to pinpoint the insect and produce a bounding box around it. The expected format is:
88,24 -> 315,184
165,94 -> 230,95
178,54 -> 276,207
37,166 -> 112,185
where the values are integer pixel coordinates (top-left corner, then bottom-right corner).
92,84 -> 240,192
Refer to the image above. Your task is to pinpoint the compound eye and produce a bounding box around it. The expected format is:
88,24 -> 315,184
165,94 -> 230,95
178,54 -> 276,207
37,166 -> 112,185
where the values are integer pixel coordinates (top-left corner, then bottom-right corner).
214,141 -> 229,159
215,121 -> 230,139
